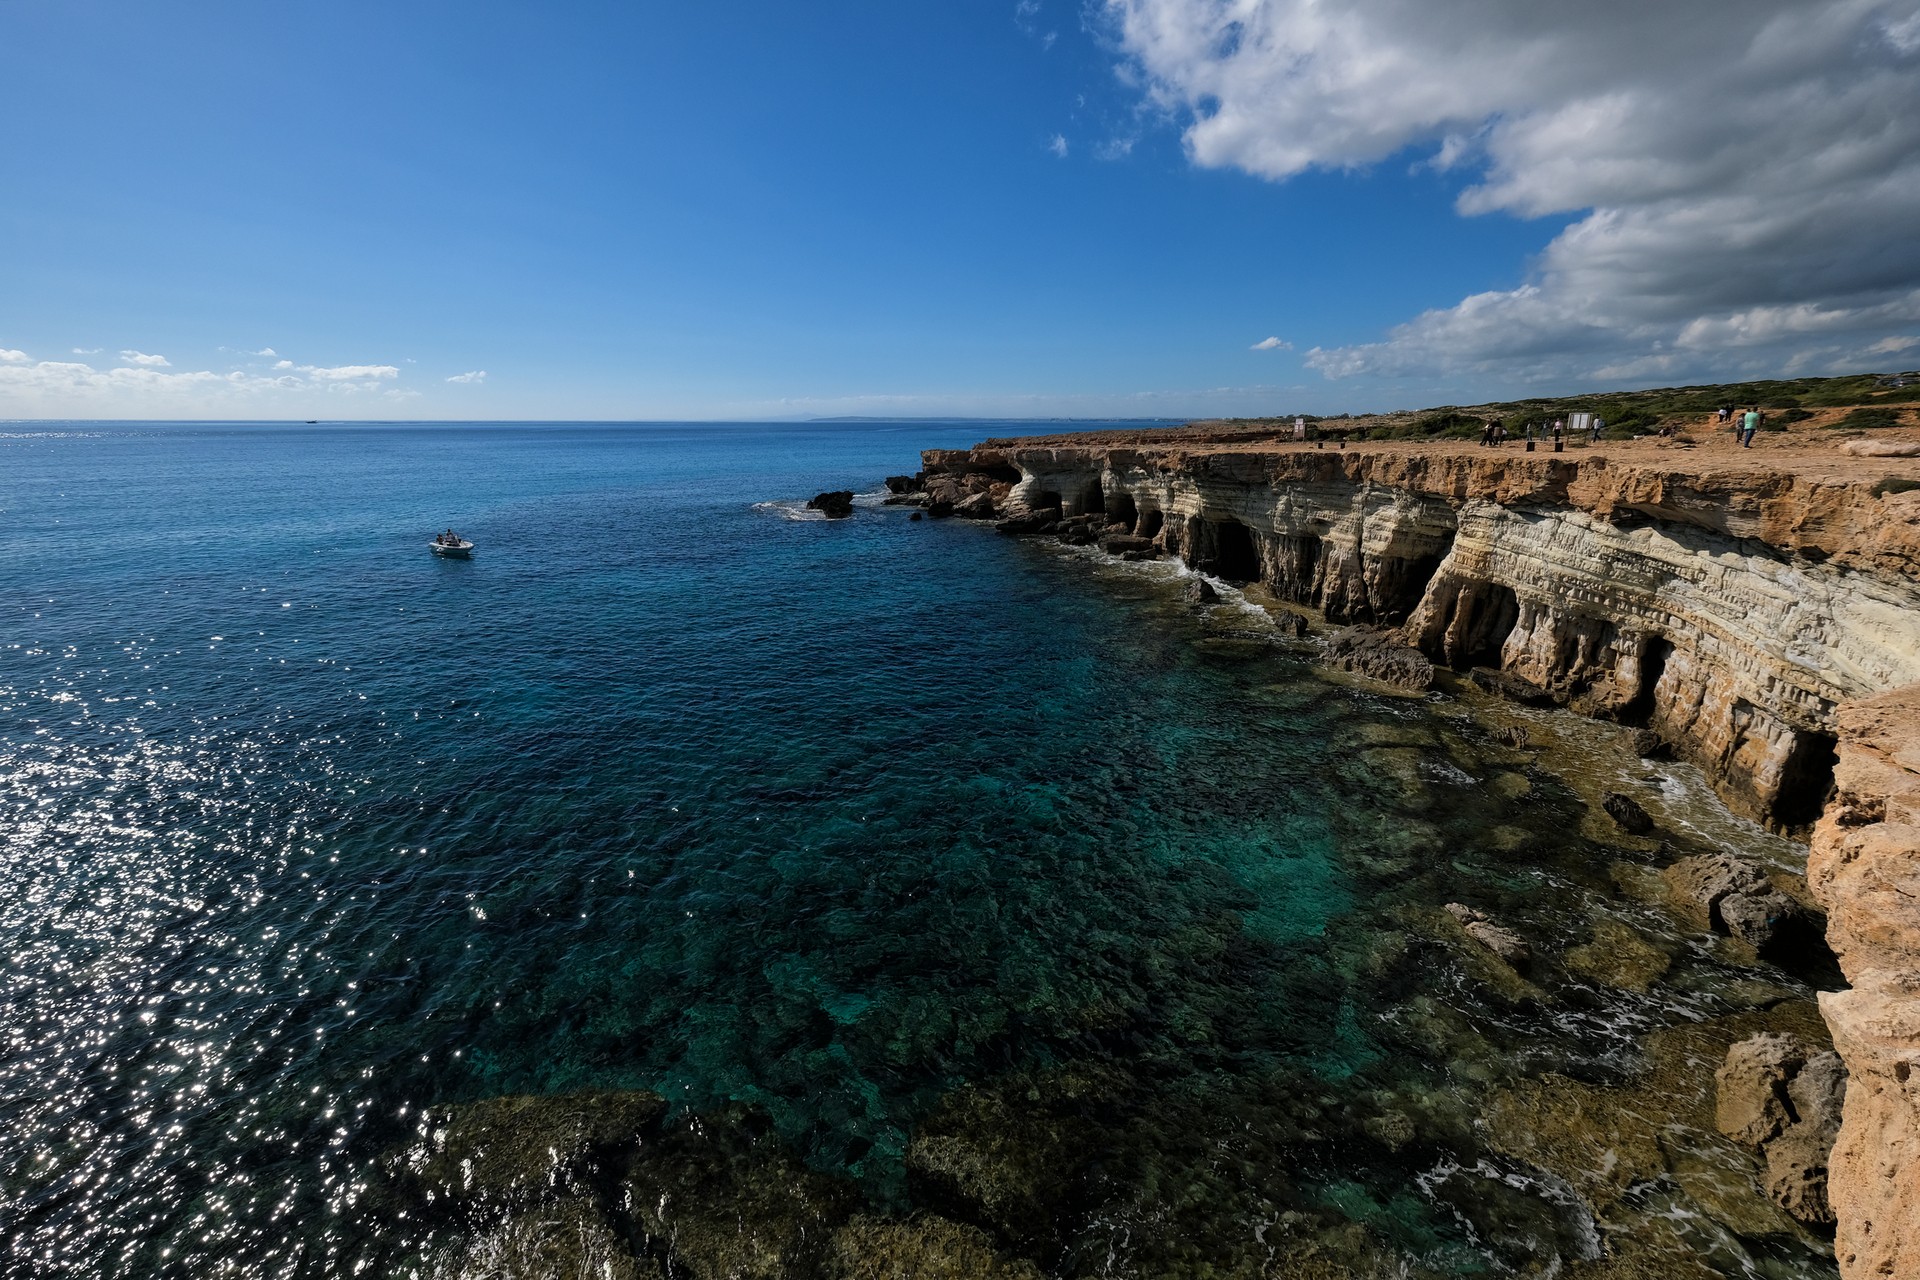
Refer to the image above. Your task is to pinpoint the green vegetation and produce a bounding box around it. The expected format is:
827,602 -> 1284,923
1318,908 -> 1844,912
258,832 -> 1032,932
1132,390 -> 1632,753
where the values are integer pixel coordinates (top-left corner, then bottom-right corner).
1219,372 -> 1918,437
1832,406 -> 1908,430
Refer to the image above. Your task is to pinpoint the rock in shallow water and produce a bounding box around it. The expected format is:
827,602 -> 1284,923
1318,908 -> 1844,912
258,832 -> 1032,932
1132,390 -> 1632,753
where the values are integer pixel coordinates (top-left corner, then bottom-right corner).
1444,902 -> 1532,969
1323,627 -> 1434,691
1602,790 -> 1656,834
808,491 -> 856,518
1185,578 -> 1219,604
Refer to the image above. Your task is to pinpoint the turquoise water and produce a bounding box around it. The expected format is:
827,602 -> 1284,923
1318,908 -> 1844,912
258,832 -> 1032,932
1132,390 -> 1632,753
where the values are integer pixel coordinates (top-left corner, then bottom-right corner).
1,423 -> 1832,1278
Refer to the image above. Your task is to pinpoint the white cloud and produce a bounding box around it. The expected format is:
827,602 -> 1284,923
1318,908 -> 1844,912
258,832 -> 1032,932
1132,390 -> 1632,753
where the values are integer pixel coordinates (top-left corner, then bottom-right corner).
1108,0 -> 1920,382
297,363 -> 400,381
1250,336 -> 1291,351
72,347 -> 101,355
0,348 -> 29,363
118,350 -> 170,367
254,347 -> 277,357
445,370 -> 487,384
0,353 -> 413,416
1048,134 -> 1068,158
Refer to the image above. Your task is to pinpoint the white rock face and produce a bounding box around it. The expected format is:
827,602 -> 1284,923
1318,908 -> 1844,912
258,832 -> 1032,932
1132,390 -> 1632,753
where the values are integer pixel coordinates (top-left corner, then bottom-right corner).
991,447 -> 1920,826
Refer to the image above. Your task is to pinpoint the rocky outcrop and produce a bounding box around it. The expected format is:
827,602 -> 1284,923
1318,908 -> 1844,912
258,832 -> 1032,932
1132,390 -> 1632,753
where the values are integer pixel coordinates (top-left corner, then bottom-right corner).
808,491 -> 856,519
1323,626 -> 1435,691
1808,684 -> 1920,1280
921,442 -> 1920,830
1715,1032 -> 1847,1226
1444,902 -> 1532,969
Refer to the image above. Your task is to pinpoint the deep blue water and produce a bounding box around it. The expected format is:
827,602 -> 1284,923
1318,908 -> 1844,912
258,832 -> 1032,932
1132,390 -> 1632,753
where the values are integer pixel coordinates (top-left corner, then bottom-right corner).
1,422 -> 1831,1279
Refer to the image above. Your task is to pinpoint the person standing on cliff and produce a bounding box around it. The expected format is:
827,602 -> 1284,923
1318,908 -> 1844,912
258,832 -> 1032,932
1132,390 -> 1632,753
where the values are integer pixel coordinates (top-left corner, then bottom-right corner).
1741,407 -> 1761,447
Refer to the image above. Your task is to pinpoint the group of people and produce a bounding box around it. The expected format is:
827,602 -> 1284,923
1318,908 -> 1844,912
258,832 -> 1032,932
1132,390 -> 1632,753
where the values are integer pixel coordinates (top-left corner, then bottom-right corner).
1477,416 -> 1605,447
435,528 -> 465,546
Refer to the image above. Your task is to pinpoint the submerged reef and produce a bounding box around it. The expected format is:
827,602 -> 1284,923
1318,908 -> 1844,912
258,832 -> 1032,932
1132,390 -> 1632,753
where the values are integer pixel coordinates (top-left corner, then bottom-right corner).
892,423 -> 1920,1280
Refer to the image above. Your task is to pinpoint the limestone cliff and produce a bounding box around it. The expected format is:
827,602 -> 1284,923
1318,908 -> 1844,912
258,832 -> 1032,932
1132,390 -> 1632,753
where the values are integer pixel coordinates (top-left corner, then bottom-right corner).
923,442 -> 1920,830
1809,685 -> 1920,1280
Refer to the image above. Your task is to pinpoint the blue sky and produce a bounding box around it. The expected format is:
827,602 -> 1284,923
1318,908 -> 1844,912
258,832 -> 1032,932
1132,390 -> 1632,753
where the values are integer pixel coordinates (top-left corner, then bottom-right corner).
3,1 -> 1916,419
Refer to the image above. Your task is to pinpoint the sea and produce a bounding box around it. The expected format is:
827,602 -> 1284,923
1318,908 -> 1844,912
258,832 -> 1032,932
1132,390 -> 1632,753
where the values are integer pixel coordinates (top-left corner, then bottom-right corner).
0,421 -> 1835,1278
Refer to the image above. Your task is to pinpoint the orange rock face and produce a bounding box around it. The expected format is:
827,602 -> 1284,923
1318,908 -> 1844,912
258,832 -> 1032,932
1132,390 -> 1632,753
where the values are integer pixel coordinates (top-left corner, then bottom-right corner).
1809,685 -> 1920,1280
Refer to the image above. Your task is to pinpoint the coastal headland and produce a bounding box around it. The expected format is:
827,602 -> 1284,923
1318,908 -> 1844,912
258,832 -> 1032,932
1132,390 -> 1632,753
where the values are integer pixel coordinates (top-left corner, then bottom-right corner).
903,398 -> 1920,1280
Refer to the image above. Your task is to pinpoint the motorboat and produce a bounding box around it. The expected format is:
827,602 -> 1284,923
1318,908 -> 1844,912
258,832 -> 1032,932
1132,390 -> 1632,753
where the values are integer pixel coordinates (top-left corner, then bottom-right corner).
429,531 -> 474,558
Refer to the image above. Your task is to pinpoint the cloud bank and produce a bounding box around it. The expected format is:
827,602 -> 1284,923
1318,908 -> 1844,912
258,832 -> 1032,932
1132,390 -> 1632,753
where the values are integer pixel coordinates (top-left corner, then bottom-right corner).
0,349 -> 414,417
1108,0 -> 1920,382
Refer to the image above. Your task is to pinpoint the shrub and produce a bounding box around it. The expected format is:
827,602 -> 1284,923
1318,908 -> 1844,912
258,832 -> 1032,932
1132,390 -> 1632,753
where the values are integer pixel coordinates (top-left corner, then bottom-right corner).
1832,407 -> 1907,430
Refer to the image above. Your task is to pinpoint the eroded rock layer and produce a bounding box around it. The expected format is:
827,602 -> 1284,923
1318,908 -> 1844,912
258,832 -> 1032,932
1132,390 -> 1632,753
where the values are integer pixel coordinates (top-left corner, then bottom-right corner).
925,444 -> 1920,830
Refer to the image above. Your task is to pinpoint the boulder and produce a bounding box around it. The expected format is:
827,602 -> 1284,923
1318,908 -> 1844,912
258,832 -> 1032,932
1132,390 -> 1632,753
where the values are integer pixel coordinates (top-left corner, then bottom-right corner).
1718,888 -> 1806,952
807,491 -> 856,519
1185,579 -> 1219,604
1273,612 -> 1308,638
1495,725 -> 1532,749
1663,853 -> 1771,928
1602,791 -> 1656,834
1470,668 -> 1559,707
1716,1034 -> 1848,1227
1324,627 -> 1435,692
992,510 -> 1054,536
884,474 -> 922,494
910,512 -> 923,521
953,492 -> 997,519
1444,903 -> 1532,969
1101,534 -> 1155,555
1715,1033 -> 1807,1148
1766,1050 -> 1847,1226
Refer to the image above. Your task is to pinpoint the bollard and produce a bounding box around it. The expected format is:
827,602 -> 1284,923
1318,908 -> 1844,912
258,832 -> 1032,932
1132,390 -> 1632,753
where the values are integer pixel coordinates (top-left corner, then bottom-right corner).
1525,440 -> 1535,452
1553,440 -> 1564,453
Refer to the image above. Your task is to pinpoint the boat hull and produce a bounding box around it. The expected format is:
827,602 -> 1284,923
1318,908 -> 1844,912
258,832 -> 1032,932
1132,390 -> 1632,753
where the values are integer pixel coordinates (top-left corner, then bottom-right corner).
428,541 -> 473,558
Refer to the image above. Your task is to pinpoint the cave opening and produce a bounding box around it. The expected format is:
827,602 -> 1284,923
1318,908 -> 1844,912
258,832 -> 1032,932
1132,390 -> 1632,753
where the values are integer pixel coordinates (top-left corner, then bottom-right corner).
1109,492 -> 1139,533
1033,489 -> 1062,514
1624,635 -> 1673,725
1080,483 -> 1106,516
1206,519 -> 1262,583
1774,729 -> 1840,829
1456,584 -> 1519,667
1137,508 -> 1165,541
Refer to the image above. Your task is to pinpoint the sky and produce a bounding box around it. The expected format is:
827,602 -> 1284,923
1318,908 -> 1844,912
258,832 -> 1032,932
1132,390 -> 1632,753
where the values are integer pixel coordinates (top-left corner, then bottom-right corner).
2,0 -> 1918,421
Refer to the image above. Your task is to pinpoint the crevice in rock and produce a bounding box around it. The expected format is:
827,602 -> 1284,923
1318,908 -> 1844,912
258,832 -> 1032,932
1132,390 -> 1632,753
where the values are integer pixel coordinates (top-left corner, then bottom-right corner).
1107,491 -> 1138,534
1623,635 -> 1673,725
1774,729 -> 1839,830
